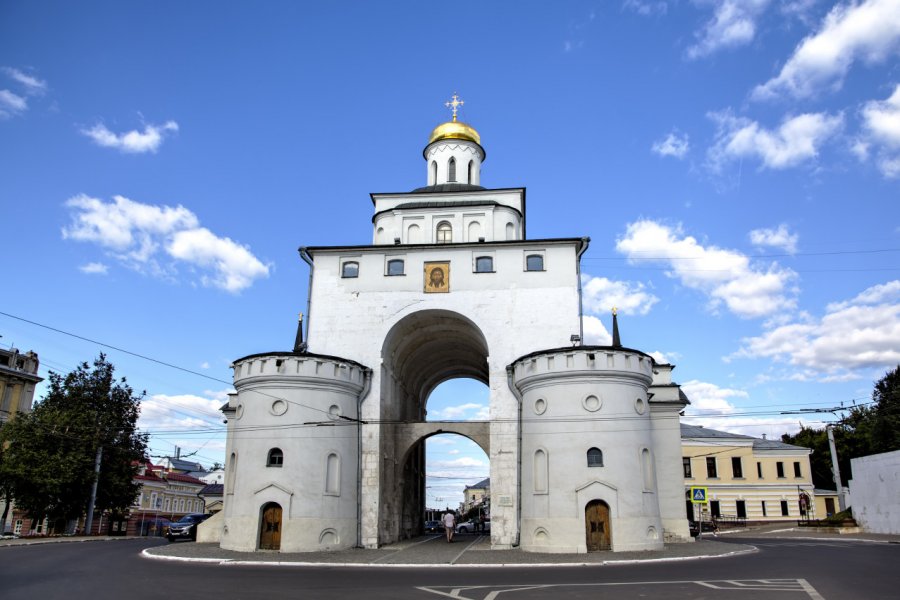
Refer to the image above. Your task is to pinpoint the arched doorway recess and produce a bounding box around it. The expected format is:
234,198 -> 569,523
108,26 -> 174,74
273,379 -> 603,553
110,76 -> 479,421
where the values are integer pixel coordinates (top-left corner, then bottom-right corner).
585,500 -> 611,551
259,502 -> 282,550
379,310 -> 490,544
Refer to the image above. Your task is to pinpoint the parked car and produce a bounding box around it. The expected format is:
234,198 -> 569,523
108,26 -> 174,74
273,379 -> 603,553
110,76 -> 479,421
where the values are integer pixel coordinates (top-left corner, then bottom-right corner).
689,520 -> 718,537
166,513 -> 212,542
455,520 -> 490,534
424,520 -> 443,534
140,517 -> 172,537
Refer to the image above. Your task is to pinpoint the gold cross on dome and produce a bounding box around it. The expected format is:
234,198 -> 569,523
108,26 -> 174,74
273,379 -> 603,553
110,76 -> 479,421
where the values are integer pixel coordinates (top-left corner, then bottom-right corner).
612,307 -> 618,316
445,93 -> 464,121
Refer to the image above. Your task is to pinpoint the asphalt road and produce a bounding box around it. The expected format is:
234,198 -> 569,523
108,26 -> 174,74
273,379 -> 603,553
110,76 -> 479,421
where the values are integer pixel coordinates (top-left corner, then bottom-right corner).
1,537 -> 897,600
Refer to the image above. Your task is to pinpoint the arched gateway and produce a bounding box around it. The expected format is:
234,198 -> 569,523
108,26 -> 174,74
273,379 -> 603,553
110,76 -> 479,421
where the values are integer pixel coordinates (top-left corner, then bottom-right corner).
216,98 -> 692,553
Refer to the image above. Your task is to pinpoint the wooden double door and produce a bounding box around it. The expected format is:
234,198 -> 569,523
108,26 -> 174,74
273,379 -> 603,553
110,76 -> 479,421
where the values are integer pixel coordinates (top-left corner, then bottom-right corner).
585,500 -> 611,551
259,503 -> 282,550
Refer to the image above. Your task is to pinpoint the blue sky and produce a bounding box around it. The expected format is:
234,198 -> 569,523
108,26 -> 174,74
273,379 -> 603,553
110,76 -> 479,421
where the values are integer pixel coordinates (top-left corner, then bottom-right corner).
2,1 -> 898,508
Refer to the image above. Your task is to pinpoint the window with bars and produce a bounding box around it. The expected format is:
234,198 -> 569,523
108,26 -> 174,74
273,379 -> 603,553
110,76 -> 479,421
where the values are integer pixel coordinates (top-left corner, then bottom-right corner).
587,447 -> 603,467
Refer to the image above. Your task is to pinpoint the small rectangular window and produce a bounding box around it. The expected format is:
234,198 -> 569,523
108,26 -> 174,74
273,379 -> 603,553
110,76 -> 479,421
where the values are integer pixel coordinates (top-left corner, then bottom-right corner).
793,461 -> 802,478
757,462 -> 763,478
736,500 -> 746,519
341,261 -> 359,278
781,500 -> 789,516
710,500 -> 721,518
731,456 -> 743,478
525,254 -> 544,271
706,457 -> 717,478
683,457 -> 692,478
475,256 -> 493,273
776,461 -> 785,478
761,501 -> 767,517
386,259 -> 405,276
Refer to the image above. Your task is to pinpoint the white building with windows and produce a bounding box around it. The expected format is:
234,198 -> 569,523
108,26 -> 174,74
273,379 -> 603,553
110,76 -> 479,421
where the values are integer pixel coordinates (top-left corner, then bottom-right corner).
212,99 -> 692,553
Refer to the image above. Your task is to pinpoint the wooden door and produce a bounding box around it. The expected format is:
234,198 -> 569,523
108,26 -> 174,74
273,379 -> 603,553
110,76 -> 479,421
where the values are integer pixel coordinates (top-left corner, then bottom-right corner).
585,500 -> 611,551
259,503 -> 282,550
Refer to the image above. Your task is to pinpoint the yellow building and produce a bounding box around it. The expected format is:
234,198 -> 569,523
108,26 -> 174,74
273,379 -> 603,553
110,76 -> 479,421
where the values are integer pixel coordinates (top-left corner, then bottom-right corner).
681,424 -> 822,524
461,478 -> 490,514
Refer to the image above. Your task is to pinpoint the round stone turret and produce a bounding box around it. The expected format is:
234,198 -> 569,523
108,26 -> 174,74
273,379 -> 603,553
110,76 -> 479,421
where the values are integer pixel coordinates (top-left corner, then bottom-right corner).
221,352 -> 370,552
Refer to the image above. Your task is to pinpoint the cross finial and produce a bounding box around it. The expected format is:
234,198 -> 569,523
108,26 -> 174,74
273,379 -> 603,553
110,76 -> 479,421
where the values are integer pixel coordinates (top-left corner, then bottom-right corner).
612,307 -> 618,316
445,93 -> 464,122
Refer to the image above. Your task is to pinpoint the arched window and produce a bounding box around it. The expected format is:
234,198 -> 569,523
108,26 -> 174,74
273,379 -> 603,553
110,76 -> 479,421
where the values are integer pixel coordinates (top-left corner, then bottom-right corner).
587,447 -> 604,467
506,223 -> 515,240
475,256 -> 493,272
448,157 -> 457,182
387,259 -> 405,276
267,448 -> 284,467
642,448 -> 654,490
436,221 -> 452,244
341,261 -> 359,278
430,160 -> 437,185
526,254 -> 544,271
468,160 -> 475,184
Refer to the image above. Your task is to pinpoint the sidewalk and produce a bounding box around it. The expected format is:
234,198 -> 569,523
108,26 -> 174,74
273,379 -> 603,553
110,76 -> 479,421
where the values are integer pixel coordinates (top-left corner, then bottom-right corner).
141,534 -> 756,567
717,523 -> 900,544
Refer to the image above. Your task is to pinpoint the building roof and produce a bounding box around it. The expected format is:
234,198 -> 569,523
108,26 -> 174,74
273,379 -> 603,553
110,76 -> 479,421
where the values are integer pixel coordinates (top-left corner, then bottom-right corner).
465,478 -> 490,491
680,423 -> 807,450
165,472 -> 206,485
165,457 -> 205,472
200,483 -> 224,495
410,183 -> 487,194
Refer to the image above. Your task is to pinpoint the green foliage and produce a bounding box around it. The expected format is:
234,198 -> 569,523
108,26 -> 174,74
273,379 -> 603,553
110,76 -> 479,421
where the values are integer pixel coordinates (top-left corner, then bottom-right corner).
782,365 -> 900,487
0,355 -> 148,523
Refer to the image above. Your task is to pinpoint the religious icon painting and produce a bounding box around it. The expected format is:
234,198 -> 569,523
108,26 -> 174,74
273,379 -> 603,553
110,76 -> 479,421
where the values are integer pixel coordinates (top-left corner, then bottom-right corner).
424,261 -> 450,293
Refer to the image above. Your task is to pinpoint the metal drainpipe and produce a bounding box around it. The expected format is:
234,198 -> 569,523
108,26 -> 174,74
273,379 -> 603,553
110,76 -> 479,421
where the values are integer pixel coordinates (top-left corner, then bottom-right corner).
506,364 -> 524,547
576,237 -> 591,344
356,368 -> 373,548
298,247 -> 314,346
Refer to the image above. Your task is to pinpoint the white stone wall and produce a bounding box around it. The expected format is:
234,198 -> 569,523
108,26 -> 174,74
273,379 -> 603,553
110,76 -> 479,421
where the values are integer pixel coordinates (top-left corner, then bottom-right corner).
424,139 -> 483,186
850,449 -> 900,534
221,354 -> 368,552
306,240 -> 583,548
372,189 -> 524,244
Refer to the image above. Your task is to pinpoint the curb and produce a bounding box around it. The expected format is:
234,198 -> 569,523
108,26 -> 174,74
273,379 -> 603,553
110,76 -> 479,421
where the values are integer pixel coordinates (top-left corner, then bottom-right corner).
140,545 -> 758,568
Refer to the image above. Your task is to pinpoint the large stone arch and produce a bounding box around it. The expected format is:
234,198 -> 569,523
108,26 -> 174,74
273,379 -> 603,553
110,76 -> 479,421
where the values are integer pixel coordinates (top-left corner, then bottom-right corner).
378,309 -> 490,544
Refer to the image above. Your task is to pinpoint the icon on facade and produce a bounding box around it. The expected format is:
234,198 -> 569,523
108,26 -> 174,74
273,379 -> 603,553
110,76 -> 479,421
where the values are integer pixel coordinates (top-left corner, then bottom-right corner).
424,262 -> 450,293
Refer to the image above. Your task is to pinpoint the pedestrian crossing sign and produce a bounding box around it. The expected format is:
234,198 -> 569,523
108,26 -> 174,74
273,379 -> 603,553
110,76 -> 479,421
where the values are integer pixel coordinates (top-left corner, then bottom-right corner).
690,487 -> 708,504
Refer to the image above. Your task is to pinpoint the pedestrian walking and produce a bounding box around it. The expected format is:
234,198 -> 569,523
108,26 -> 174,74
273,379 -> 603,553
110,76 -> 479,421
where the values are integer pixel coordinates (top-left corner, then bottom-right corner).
442,511 -> 456,543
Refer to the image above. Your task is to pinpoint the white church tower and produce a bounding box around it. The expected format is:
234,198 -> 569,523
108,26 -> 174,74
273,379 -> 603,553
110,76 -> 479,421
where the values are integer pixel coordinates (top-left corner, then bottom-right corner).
213,95 -> 691,553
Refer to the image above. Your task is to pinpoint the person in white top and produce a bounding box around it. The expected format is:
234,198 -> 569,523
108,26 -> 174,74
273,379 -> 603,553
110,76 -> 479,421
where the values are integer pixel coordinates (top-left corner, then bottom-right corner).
442,511 -> 456,543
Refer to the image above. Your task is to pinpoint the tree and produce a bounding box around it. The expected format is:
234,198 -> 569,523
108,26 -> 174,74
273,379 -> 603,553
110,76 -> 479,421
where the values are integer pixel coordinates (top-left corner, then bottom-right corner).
782,365 -> 900,488
0,355 -> 147,531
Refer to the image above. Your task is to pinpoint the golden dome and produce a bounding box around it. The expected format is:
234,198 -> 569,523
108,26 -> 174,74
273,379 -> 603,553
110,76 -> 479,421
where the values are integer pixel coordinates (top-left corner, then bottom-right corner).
428,119 -> 481,145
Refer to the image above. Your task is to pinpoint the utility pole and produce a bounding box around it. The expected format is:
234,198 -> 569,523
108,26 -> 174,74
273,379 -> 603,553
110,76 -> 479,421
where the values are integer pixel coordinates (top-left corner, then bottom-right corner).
83,445 -> 103,534
826,425 -> 846,512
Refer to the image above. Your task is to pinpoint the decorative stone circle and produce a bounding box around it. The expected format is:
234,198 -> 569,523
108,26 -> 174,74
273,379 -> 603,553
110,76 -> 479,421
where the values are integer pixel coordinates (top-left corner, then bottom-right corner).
534,398 -> 547,415
270,399 -> 288,416
635,397 -> 646,415
582,394 -> 601,412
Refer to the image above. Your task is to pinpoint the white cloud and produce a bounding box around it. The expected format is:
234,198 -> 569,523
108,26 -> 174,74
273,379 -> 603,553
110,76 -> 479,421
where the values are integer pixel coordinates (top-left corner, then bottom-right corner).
733,280 -> 900,377
434,402 -> 488,420
582,315 -> 613,345
649,350 -> 680,364
616,219 -> 798,318
62,194 -> 270,293
81,120 -> 179,154
582,274 -> 659,316
708,109 -> 843,170
859,84 -> 900,177
0,89 -> 27,118
200,361 -> 211,370
652,131 -> 690,158
749,224 -> 799,253
623,0 -> 669,16
686,0 -> 772,60
753,0 -> 900,100
78,262 -> 109,275
138,390 -> 229,432
2,67 -> 47,95
681,379 -> 814,439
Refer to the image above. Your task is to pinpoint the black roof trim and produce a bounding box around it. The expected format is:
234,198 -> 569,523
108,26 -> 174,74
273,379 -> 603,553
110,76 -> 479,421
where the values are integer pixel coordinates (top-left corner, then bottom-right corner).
300,237 -> 587,255
371,200 -> 523,223
232,350 -> 370,372
508,344 -> 655,367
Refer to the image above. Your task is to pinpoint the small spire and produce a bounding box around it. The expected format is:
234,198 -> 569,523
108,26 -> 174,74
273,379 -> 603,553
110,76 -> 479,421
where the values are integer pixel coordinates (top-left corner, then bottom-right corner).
445,92 -> 464,122
611,307 -> 621,348
293,312 -> 306,353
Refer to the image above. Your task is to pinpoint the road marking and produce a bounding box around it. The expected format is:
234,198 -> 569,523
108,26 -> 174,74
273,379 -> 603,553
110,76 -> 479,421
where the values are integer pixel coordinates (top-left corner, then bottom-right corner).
417,579 -> 826,599
370,534 -> 440,564
449,534 -> 487,565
